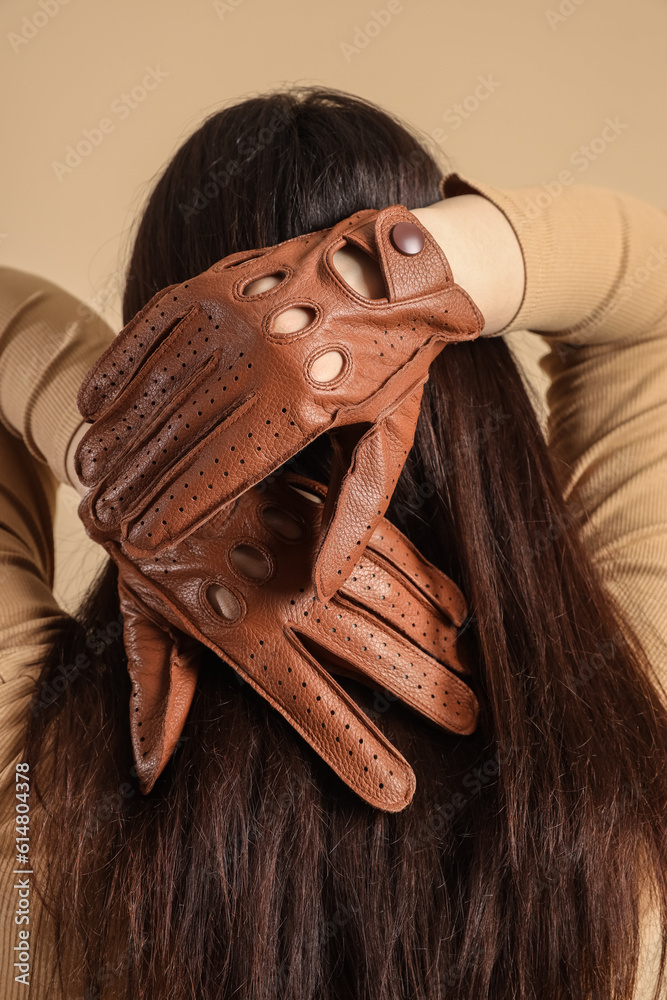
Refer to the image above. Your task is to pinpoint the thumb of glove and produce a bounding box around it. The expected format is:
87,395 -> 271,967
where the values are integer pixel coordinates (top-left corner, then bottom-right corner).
119,582 -> 200,793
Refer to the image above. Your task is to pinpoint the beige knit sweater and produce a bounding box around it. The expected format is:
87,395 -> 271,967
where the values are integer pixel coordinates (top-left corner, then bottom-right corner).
1,173 -> 666,997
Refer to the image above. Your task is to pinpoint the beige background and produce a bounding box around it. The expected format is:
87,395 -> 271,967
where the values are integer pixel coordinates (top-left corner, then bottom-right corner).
1,0 -> 665,613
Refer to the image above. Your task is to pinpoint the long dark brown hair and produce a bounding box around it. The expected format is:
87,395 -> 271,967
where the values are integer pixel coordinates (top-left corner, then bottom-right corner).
24,87 -> 667,999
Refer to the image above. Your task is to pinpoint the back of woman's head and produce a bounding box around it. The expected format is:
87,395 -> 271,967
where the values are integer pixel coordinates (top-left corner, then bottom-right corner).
26,86 -> 667,1000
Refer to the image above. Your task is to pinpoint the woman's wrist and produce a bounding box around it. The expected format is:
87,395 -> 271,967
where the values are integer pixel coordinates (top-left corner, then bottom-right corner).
411,193 -> 525,336
65,420 -> 90,497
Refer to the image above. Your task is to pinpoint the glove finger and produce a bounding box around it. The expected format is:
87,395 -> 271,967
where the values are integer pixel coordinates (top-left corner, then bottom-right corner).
117,399 -> 332,555
119,583 -> 200,794
367,519 -> 469,626
221,627 -> 417,812
78,350 -> 335,548
76,303 -> 213,488
77,283 -> 181,421
297,600 -> 478,735
343,539 -> 470,674
315,386 -> 424,602
79,371 -> 257,540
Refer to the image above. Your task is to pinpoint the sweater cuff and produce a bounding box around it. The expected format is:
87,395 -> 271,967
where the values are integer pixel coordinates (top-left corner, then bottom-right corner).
440,172 -> 667,344
0,269 -> 116,486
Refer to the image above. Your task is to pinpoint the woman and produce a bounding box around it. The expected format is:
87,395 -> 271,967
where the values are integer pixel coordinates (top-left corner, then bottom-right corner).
1,86 -> 666,999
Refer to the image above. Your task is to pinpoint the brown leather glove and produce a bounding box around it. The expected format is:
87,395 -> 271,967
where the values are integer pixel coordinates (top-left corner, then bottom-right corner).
80,471 -> 478,812
74,205 -> 484,601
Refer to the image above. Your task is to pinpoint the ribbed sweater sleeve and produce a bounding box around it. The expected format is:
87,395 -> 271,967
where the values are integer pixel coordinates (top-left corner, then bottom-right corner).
0,267 -> 114,487
442,173 -> 667,686
0,267 -> 114,775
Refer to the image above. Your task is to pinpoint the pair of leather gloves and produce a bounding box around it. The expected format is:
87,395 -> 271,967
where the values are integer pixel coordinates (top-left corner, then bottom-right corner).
74,203 -> 485,811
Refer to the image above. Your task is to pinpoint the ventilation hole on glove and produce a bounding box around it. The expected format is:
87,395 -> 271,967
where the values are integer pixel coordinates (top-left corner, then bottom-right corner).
207,584 -> 241,622
222,252 -> 265,269
262,506 -> 303,540
230,544 -> 271,580
309,350 -> 345,383
287,484 -> 323,504
242,273 -> 285,296
271,305 -> 316,335
332,244 -> 387,298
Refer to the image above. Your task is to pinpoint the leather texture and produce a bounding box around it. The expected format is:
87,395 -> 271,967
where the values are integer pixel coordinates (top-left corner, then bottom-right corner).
78,471 -> 479,811
73,204 -> 485,602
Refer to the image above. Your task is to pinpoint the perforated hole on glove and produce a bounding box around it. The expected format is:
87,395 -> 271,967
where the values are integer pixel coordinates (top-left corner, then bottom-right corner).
332,244 -> 387,300
270,305 -> 318,336
241,273 -> 287,296
261,506 -> 304,540
230,543 -> 273,581
207,584 -> 242,621
287,483 -> 324,504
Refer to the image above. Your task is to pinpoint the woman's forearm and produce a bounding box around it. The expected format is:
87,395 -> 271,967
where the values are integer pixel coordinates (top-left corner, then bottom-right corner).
438,174 -> 667,346
411,194 -> 525,336
0,268 -> 115,489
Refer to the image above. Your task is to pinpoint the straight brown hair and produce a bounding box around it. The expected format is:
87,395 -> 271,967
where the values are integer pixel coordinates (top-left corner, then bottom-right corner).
24,86 -> 667,999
